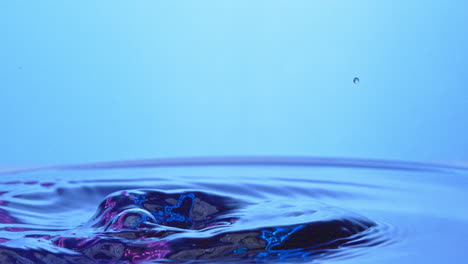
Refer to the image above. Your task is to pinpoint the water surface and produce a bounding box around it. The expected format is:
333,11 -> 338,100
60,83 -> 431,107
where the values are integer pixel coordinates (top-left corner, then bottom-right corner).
0,157 -> 467,263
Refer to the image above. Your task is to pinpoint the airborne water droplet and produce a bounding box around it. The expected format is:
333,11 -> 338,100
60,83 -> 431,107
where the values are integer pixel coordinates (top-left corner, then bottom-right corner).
353,77 -> 360,84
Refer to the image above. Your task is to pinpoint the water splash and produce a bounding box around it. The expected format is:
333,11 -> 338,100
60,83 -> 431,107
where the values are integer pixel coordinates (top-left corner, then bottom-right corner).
3,157 -> 464,263
0,190 -> 380,263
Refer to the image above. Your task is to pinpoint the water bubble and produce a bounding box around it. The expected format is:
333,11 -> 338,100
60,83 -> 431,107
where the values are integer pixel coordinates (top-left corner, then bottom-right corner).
353,77 -> 360,84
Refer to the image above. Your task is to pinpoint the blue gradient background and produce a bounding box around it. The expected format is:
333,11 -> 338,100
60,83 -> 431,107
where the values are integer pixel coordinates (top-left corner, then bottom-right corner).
1,1 -> 467,165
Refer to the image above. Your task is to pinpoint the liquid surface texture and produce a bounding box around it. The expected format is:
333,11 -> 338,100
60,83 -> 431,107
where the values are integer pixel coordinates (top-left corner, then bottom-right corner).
0,157 -> 467,263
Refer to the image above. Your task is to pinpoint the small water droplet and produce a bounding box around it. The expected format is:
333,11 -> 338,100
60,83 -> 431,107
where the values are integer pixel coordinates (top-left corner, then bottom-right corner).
353,77 -> 360,84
